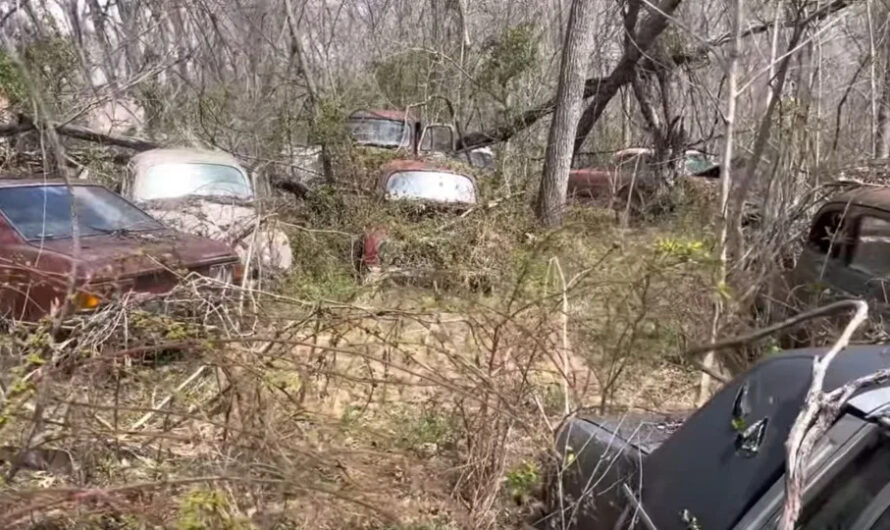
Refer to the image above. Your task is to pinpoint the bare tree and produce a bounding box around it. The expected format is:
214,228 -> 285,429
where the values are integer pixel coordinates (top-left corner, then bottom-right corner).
536,0 -> 599,227
699,0 -> 743,406
875,1 -> 890,157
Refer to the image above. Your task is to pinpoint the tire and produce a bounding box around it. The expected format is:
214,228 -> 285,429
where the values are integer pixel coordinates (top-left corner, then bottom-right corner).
614,184 -> 646,218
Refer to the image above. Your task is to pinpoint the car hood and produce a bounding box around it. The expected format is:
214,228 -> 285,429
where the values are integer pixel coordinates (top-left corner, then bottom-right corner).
140,197 -> 258,234
138,197 -> 294,272
34,229 -> 235,278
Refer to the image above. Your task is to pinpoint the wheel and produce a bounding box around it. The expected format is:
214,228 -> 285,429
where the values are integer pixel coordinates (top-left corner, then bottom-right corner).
613,184 -> 646,219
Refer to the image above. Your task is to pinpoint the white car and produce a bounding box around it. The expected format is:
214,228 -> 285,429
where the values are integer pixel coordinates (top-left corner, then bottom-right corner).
123,148 -> 294,276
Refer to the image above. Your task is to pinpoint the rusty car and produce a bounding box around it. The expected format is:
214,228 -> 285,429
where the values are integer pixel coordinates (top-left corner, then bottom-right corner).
567,148 -> 720,212
357,159 -> 481,282
0,179 -> 241,321
122,148 -> 293,276
536,344 -> 890,529
345,108 -> 494,168
768,187 -> 890,340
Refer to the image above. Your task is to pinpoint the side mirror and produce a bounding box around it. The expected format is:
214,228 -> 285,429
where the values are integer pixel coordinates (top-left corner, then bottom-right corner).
419,124 -> 456,153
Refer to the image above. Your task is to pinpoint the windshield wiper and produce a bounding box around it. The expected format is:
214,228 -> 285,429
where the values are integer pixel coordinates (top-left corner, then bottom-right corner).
33,233 -> 65,241
86,222 -> 159,236
87,225 -> 131,236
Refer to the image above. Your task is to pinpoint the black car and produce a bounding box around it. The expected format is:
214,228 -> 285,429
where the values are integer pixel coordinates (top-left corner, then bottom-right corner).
536,345 -> 890,529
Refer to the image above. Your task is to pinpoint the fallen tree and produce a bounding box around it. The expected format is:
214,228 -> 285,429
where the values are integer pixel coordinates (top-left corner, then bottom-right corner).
0,118 -> 160,151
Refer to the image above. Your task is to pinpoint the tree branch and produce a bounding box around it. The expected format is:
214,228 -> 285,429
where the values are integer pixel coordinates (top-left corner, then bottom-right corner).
0,120 -> 159,151
781,300 -> 869,530
683,299 -> 869,358
455,0 -> 857,152
572,0 -> 683,153
671,0 -> 857,66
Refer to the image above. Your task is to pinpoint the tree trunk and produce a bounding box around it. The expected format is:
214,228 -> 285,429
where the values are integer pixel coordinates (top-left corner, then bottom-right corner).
876,2 -> 890,158
283,0 -> 334,182
536,0 -> 598,227
731,15 -> 805,247
571,0 -> 683,154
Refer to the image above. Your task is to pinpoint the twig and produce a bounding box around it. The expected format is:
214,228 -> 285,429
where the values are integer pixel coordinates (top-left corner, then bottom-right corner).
684,300 -> 868,358
548,258 -> 572,416
129,365 -> 209,430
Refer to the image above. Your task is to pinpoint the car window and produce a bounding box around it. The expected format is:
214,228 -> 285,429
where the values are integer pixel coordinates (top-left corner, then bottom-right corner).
849,216 -> 890,277
684,154 -> 715,175
808,209 -> 846,256
134,162 -> 252,201
385,171 -> 477,204
867,505 -> 890,529
0,185 -> 163,241
794,440 -> 890,529
346,118 -> 411,148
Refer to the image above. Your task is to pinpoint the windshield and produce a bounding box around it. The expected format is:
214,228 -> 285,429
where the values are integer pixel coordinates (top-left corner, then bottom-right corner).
385,171 -> 477,204
134,162 -> 253,201
0,185 -> 164,241
685,154 -> 718,175
347,118 -> 411,148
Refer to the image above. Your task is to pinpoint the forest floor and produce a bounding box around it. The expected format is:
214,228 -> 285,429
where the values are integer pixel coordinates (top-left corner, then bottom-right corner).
0,192 -> 726,529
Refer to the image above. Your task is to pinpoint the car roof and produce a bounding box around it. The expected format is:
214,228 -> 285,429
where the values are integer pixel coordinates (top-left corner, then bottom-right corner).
378,159 -> 475,180
640,344 -> 890,529
0,177 -> 102,188
130,148 -> 244,174
349,109 -> 418,123
825,186 -> 890,213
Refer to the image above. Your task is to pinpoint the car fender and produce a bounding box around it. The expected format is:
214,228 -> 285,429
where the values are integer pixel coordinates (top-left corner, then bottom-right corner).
360,227 -> 390,269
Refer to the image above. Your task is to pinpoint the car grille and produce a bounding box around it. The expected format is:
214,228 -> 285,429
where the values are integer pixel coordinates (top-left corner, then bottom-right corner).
133,270 -> 180,293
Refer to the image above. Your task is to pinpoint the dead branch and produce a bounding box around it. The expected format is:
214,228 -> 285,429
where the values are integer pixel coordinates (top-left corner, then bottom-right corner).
780,299 -> 868,530
0,120 -> 159,151
456,0 -> 858,152
683,300 -> 868,359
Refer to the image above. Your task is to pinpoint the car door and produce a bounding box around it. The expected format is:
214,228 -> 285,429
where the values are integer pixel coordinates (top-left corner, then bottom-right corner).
731,414 -> 890,530
790,205 -> 859,306
846,210 -> 890,319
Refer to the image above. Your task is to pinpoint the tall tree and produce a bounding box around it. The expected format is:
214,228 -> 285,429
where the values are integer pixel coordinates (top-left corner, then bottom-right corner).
536,0 -> 597,227
875,1 -> 890,157
700,0 -> 743,406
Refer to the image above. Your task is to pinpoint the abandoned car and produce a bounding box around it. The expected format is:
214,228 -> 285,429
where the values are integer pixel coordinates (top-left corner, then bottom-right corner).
567,148 -> 720,209
0,179 -> 240,320
772,187 -> 890,333
358,159 -> 479,280
539,344 -> 890,529
123,148 -> 293,275
346,108 -> 494,169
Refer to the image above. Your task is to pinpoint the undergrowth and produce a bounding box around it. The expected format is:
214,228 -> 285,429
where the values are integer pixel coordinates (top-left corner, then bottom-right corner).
0,163 -> 730,529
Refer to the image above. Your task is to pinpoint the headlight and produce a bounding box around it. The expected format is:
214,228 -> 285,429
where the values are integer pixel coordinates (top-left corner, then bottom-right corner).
209,263 -> 241,284
74,291 -> 102,310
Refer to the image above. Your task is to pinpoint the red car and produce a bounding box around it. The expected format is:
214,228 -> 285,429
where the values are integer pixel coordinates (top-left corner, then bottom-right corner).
358,160 -> 479,277
0,179 -> 241,321
567,148 -> 721,209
